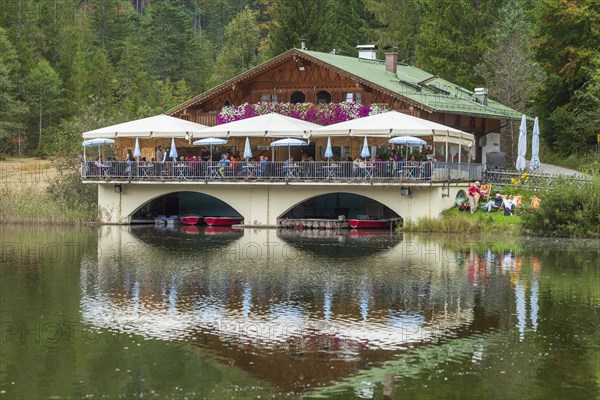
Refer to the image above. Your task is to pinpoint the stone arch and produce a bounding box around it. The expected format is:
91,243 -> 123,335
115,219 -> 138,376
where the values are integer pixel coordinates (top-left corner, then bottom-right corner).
121,188 -> 244,222
276,191 -> 403,221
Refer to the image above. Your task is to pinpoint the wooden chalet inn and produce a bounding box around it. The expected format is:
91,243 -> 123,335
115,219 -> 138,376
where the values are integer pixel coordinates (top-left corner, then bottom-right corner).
168,45 -> 521,165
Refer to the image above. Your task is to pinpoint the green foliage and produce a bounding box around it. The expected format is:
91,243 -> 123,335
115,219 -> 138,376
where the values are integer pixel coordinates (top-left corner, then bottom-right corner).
533,0 -> 600,155
416,0 -> 501,89
23,59 -> 63,152
208,7 -> 260,87
363,0 -> 421,61
0,0 -> 596,166
475,0 -> 543,113
401,206 -> 522,235
46,158 -> 98,208
521,175 -> 600,237
0,27 -> 27,147
266,0 -> 334,56
141,0 -> 210,92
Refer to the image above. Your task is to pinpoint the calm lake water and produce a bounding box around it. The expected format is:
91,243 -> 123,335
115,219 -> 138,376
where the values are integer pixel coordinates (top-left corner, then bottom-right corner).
0,225 -> 598,399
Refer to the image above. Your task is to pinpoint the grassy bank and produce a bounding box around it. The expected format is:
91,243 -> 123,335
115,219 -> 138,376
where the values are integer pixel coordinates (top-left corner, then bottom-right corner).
0,183 -> 97,225
1,159 -> 97,226
400,206 -> 523,235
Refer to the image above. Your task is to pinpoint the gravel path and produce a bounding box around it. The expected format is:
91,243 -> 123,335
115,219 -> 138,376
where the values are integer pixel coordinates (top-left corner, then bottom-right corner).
530,162 -> 587,177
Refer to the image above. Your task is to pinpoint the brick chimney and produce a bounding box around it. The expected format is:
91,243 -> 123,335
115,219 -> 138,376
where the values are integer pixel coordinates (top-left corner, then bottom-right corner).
385,52 -> 398,74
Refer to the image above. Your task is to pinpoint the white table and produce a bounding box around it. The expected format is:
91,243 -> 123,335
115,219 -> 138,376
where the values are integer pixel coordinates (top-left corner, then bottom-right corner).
323,164 -> 340,179
174,163 -> 187,179
363,165 -> 374,179
138,164 -> 153,179
208,165 -> 222,179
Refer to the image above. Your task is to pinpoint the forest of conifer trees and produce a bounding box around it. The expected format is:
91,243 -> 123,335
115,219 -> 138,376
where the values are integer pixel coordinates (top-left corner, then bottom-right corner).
0,0 -> 598,162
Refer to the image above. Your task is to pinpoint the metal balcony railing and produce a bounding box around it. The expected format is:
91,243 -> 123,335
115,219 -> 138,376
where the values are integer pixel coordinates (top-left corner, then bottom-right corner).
81,161 -> 484,183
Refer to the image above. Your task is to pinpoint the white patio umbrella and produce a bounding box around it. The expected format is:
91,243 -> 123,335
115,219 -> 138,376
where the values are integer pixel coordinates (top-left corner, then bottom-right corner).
389,136 -> 427,146
196,112 -> 321,138
193,137 -> 228,161
270,137 -> 308,159
243,137 -> 253,159
530,117 -> 541,170
324,136 -> 333,159
310,110 -> 469,137
133,137 -> 141,158
82,114 -> 208,139
82,138 -> 115,160
360,136 -> 370,159
169,137 -> 178,160
389,136 -> 427,162
515,115 -> 527,171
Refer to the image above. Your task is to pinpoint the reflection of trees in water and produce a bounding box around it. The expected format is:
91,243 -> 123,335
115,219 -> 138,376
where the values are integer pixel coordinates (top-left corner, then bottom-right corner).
82,229 -> 583,395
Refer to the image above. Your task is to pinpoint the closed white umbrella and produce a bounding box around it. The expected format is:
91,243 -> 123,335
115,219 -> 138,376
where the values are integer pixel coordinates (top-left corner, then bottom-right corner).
169,137 -> 178,160
530,117 -> 541,170
243,137 -> 253,159
515,115 -> 527,171
133,137 -> 141,158
270,137 -> 308,159
324,136 -> 333,159
193,137 -> 228,161
360,136 -> 370,159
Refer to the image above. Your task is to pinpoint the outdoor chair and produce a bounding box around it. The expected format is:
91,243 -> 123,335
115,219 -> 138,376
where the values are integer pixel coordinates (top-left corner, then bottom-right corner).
480,184 -> 491,201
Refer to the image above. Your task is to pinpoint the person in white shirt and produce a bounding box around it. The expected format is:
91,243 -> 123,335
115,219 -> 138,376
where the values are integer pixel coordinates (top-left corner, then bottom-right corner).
504,195 -> 516,216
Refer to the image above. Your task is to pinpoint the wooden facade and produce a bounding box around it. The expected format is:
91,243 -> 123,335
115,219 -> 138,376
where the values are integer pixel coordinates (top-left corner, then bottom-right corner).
169,49 -> 504,162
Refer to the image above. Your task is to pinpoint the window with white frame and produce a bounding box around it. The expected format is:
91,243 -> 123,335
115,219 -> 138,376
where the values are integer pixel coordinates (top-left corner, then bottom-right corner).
260,94 -> 277,103
345,92 -> 362,104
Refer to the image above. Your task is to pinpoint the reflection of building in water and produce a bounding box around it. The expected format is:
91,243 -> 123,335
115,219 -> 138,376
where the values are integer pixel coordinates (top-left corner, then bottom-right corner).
464,246 -> 541,341
86,227 -> 516,391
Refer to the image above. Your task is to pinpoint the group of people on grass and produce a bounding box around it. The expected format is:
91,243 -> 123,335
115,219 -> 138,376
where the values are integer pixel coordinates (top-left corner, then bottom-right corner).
466,181 -> 540,216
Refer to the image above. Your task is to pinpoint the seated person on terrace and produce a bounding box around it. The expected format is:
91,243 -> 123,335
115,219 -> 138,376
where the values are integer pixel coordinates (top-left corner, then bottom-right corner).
483,193 -> 504,212
218,153 -> 231,175
283,157 -> 295,176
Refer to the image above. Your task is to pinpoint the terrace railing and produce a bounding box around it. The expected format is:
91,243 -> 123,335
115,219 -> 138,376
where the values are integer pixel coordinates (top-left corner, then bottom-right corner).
81,161 -> 484,183
483,169 -> 590,187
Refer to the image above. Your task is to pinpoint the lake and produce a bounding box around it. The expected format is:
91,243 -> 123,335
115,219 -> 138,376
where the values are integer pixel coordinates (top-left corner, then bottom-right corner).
0,225 -> 598,399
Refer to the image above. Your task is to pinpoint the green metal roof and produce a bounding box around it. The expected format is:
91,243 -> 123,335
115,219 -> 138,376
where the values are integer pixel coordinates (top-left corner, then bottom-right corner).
300,49 -> 523,121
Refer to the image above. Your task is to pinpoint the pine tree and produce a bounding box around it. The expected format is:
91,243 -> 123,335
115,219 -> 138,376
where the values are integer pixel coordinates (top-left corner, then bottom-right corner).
0,27 -> 27,146
328,0 -> 376,56
533,0 -> 600,154
476,0 -> 542,112
363,0 -> 421,61
207,7 -> 260,87
266,0 -> 334,57
416,0 -> 501,89
140,0 -> 197,83
24,59 -> 63,149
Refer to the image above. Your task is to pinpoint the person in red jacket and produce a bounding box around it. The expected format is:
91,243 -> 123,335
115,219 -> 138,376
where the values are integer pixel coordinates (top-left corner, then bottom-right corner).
468,181 -> 482,214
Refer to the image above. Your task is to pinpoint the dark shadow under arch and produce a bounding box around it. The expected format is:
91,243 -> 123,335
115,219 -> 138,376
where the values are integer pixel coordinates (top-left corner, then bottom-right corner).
131,191 -> 242,221
279,192 -> 401,221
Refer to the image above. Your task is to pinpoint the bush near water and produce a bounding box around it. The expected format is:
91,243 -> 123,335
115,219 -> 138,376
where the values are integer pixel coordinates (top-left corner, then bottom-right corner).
402,173 -> 600,238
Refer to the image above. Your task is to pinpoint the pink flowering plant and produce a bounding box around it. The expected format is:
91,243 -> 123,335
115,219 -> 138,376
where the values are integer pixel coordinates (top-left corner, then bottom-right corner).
217,102 -> 388,125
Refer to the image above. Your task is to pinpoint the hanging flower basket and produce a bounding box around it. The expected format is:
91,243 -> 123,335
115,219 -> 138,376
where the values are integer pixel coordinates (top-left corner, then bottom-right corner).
217,102 -> 388,125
